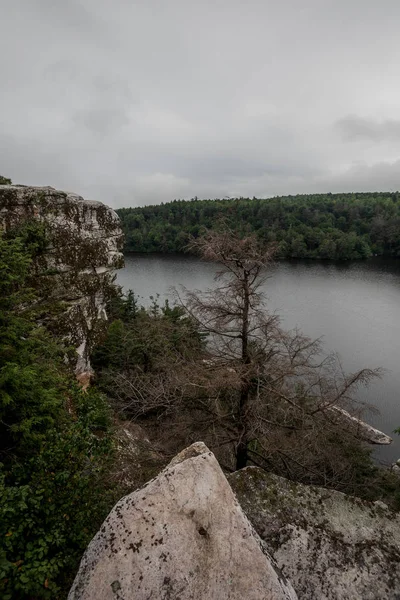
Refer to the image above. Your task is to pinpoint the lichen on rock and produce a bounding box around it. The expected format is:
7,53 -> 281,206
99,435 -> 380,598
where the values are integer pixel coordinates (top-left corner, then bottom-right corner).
229,467 -> 400,600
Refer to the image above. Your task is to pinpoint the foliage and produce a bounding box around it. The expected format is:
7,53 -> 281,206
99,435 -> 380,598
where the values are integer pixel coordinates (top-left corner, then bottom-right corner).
117,192 -> 400,259
0,388 -> 113,599
0,234 -> 58,458
93,291 -> 205,416
0,230 -> 116,599
0,175 -> 12,185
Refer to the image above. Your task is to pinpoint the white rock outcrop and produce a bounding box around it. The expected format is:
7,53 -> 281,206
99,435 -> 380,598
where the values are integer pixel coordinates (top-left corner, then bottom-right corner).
328,405 -> 392,445
68,442 -> 298,600
0,185 -> 123,383
230,467 -> 400,600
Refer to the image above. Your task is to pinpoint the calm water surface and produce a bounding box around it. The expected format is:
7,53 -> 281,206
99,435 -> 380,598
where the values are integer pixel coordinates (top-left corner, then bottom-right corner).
117,254 -> 400,464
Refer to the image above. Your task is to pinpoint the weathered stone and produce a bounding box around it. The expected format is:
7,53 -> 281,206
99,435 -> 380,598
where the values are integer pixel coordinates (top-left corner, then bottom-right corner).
229,467 -> 400,600
328,405 -> 392,445
0,185 -> 123,380
68,442 -> 297,600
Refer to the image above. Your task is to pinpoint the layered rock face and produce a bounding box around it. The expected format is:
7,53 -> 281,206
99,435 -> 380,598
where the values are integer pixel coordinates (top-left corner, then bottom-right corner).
230,468 -> 400,600
0,185 -> 123,382
68,442 -> 298,600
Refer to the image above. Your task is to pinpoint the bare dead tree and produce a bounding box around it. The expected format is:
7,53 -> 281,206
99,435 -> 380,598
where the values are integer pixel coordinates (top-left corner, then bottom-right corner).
172,228 -> 382,475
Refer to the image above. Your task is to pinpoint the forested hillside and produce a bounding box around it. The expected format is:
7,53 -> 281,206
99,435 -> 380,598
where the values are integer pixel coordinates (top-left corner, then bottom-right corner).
117,192 -> 400,260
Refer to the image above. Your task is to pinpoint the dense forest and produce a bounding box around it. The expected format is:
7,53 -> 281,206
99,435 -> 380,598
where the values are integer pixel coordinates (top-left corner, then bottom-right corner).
117,192 -> 400,260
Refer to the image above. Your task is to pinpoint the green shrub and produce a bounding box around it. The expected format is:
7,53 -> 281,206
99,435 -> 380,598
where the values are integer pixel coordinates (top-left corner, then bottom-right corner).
0,388 -> 114,598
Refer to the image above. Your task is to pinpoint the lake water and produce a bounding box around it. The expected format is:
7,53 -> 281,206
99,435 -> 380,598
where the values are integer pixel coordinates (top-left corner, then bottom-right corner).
117,254 -> 400,464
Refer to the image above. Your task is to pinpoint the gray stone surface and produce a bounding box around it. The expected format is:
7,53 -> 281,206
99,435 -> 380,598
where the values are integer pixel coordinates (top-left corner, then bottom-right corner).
229,467 -> 400,600
68,443 -> 297,600
0,185 -> 123,381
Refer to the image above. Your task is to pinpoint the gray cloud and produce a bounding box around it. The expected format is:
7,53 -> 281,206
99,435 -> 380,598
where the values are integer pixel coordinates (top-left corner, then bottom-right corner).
2,0 -> 400,207
336,116 -> 400,142
73,108 -> 131,137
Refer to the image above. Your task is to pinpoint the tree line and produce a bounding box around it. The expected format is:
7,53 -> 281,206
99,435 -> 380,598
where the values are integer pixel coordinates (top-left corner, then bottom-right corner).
117,192 -> 400,260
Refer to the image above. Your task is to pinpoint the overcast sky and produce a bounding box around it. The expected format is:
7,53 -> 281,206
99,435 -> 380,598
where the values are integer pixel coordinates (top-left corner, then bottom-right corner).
1,0 -> 400,208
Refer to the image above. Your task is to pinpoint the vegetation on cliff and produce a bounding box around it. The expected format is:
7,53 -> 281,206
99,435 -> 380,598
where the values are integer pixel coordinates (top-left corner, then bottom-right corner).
0,228 -> 118,599
117,192 -> 400,260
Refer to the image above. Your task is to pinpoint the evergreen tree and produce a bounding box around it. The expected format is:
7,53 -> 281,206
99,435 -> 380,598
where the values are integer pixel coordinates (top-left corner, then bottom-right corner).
0,231 -> 115,599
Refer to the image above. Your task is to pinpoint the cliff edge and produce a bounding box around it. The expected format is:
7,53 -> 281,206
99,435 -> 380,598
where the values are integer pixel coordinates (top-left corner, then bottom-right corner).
0,184 -> 123,383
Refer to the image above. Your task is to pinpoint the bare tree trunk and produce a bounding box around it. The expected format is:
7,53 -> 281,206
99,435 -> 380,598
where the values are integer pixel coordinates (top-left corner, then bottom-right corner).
236,437 -> 248,469
236,270 -> 250,470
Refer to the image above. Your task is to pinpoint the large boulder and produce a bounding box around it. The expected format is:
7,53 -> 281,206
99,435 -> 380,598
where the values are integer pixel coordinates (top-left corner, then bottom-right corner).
229,467 -> 400,600
0,184 -> 123,382
68,442 -> 297,600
